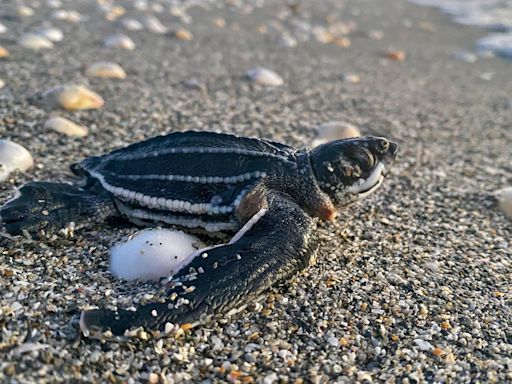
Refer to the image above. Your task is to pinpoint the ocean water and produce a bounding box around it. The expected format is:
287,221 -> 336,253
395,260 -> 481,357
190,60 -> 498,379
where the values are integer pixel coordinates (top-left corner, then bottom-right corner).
410,0 -> 512,58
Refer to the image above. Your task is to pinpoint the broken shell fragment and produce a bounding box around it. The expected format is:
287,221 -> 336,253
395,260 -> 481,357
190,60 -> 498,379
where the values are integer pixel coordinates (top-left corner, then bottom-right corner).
495,187 -> 512,220
384,49 -> 406,61
18,33 -> 54,50
42,85 -> 104,110
120,18 -> 144,31
143,15 -> 167,34
104,34 -> 135,50
44,116 -> 89,137
312,121 -> 361,147
0,46 -> 9,58
34,26 -> 64,42
246,67 -> 283,86
174,29 -> 193,41
85,62 -> 126,79
0,140 -> 34,182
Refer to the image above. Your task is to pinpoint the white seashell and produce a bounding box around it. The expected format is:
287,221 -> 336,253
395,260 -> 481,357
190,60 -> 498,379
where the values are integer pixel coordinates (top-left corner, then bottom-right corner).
0,140 -> 34,182
46,0 -> 62,9
120,18 -> 144,31
104,34 -> 135,50
312,121 -> 361,147
18,33 -> 54,50
143,15 -> 167,34
0,79 -> 5,89
246,67 -> 283,86
17,6 -> 34,17
0,22 -> 7,34
85,62 -> 126,79
44,116 -> 89,137
110,229 -> 206,281
42,85 -> 104,110
495,187 -> 512,220
34,26 -> 64,42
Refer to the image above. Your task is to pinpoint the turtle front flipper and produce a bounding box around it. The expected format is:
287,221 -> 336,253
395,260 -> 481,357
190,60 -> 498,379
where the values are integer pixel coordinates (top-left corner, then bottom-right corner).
80,191 -> 319,336
0,182 -> 117,237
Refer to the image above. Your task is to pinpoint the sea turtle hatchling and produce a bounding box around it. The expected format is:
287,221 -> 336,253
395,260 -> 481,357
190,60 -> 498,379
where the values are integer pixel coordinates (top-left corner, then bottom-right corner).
0,131 -> 398,335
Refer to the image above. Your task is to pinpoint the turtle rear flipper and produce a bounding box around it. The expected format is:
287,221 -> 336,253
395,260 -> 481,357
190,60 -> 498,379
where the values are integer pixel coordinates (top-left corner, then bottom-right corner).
80,191 -> 319,335
0,182 -> 116,237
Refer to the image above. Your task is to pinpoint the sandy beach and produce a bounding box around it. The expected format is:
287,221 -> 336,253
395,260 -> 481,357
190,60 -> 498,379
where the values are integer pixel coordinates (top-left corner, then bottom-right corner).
0,0 -> 511,382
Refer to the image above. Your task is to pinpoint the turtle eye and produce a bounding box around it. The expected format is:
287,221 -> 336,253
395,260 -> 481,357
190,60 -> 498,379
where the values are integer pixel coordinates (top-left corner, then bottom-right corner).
379,139 -> 389,152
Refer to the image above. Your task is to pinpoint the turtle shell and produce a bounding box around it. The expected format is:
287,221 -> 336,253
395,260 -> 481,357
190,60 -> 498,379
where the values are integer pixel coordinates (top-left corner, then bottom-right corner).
79,131 -> 298,231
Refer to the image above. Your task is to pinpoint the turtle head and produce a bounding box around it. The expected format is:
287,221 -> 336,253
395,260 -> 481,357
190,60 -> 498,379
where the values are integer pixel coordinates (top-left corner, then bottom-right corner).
310,136 -> 398,208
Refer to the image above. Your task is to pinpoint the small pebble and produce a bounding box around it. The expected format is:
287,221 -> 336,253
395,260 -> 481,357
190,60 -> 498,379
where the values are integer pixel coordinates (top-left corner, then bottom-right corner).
18,33 -> 54,50
312,121 -> 361,147
174,29 -> 193,41
104,34 -> 135,50
44,116 -> 89,137
0,140 -> 34,182
494,187 -> 512,219
41,85 -> 104,110
85,62 -> 126,79
246,67 -> 283,86
0,79 -> 4,89
0,22 -> 7,34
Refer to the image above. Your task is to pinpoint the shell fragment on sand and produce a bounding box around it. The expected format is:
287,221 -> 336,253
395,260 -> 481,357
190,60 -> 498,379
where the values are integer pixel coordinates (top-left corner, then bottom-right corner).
174,29 -> 193,41
44,116 -> 89,137
104,34 -> 135,50
0,46 -> 9,58
0,23 -> 7,34
495,187 -> 512,220
34,26 -> 64,42
0,140 -> 34,182
120,18 -> 144,31
42,85 -> 104,110
246,67 -> 284,86
143,16 -> 167,34
312,121 -> 361,147
85,62 -> 126,79
18,33 -> 54,50
109,229 -> 206,281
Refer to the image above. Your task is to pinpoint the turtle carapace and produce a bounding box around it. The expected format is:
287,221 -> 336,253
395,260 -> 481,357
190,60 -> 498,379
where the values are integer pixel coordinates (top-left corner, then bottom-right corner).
0,131 -> 398,335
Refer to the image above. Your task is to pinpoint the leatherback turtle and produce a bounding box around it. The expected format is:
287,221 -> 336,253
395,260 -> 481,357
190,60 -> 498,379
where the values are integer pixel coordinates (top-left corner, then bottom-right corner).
0,131 -> 398,335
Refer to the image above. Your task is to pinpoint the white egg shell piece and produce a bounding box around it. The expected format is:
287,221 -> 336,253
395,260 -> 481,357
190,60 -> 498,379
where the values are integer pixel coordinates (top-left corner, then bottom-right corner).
110,229 -> 206,281
0,140 -> 34,182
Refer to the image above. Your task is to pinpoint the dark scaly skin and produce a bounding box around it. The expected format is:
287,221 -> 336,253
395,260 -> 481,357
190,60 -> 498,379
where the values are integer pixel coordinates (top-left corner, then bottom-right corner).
81,190 -> 318,335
